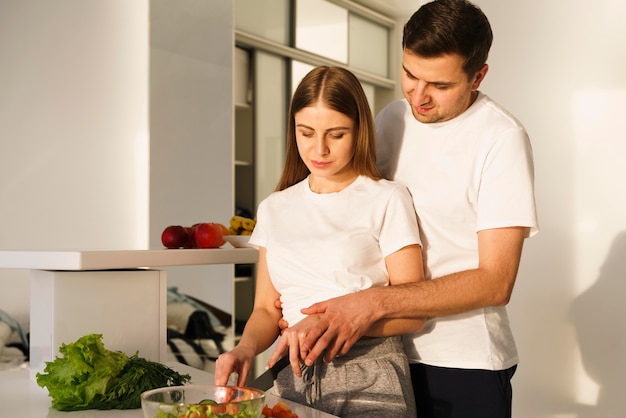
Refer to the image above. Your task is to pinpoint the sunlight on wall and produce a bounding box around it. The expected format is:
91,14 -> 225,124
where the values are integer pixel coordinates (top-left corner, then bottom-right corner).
571,343 -> 600,406
572,89 -> 626,292
134,130 -> 150,249
570,89 -> 626,407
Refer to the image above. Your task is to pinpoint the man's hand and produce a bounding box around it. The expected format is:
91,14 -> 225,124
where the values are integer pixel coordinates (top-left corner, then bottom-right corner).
274,298 -> 289,332
299,290 -> 380,365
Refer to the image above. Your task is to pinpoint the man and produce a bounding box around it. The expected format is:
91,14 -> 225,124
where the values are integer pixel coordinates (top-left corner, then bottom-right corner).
269,1 -> 538,417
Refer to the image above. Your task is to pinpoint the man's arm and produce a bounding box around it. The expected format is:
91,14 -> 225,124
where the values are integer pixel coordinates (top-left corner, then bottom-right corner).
267,244 -> 426,373
363,243 -> 426,336
295,226 -> 528,366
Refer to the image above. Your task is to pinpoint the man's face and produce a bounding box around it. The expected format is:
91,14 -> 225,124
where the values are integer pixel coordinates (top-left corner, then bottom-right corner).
401,50 -> 488,123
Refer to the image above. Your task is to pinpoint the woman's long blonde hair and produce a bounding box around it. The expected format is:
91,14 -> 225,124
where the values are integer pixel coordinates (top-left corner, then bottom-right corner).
275,66 -> 381,191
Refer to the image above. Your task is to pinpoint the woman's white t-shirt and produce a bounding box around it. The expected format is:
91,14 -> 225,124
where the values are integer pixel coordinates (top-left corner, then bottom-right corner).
250,175 -> 422,326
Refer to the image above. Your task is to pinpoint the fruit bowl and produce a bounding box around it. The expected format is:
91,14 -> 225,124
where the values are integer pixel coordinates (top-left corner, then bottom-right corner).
224,235 -> 254,248
141,385 -> 265,418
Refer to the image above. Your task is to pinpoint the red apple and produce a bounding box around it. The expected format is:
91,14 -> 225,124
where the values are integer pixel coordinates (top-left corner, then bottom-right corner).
215,223 -> 229,246
161,225 -> 189,249
183,226 -> 197,248
194,223 -> 224,248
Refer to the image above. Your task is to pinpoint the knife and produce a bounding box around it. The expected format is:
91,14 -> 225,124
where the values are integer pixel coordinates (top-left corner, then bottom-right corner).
247,355 -> 290,391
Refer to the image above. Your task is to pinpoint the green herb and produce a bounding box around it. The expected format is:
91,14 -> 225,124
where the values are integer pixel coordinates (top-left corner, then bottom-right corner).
35,333 -> 191,411
154,401 -> 259,418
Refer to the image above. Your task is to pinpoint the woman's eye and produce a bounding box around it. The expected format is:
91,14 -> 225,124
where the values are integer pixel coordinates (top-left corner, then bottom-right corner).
329,133 -> 345,140
300,131 -> 314,138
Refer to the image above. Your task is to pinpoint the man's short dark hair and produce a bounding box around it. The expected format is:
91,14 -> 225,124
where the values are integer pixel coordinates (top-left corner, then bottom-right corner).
402,0 -> 493,78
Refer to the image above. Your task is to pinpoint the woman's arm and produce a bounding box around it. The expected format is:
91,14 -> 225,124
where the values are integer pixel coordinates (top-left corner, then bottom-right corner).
237,247 -> 282,352
364,244 -> 426,336
214,247 -> 281,385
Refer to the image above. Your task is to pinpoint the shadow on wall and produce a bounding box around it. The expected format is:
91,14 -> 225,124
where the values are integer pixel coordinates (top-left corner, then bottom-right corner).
569,231 -> 626,417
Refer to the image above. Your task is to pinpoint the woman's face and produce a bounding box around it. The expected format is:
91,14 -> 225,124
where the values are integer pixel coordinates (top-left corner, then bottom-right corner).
295,102 -> 357,193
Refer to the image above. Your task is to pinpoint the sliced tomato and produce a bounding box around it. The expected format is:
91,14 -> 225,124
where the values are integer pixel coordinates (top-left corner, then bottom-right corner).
261,401 -> 299,418
272,401 -> 298,418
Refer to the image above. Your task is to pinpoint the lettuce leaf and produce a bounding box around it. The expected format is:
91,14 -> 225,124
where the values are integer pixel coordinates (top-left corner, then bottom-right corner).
35,334 -> 190,411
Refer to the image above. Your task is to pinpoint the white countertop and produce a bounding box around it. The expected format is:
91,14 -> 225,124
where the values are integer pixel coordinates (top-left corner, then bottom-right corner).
0,362 -> 337,418
0,248 -> 258,271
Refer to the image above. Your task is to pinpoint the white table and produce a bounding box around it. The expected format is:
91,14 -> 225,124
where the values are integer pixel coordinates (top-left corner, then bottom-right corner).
0,249 -> 258,376
0,361 -> 338,418
0,248 -> 259,271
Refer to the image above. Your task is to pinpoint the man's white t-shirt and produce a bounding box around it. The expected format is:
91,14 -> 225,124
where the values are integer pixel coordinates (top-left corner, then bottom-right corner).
250,175 -> 422,326
376,92 -> 539,370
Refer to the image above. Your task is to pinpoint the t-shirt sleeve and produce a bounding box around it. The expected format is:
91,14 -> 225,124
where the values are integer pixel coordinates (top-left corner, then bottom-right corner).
248,199 -> 268,248
477,126 -> 539,237
378,183 -> 422,257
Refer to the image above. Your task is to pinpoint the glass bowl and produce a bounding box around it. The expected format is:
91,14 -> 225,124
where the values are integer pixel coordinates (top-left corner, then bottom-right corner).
141,385 -> 265,418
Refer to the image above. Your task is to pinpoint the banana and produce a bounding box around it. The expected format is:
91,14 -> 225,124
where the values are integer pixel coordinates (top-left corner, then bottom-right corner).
242,218 -> 256,231
229,215 -> 245,230
229,215 -> 255,235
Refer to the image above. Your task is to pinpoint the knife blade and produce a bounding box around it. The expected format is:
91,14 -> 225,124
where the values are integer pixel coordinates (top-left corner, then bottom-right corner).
247,355 -> 290,391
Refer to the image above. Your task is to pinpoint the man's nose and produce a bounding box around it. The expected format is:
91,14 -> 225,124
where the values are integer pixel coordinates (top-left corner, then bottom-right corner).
410,82 -> 430,105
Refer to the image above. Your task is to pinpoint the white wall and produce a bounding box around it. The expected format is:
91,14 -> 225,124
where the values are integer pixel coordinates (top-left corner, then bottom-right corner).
0,0 -> 149,329
474,1 -> 626,416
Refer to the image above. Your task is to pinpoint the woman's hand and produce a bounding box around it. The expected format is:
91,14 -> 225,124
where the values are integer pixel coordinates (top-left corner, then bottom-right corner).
213,345 -> 256,386
267,313 -> 330,377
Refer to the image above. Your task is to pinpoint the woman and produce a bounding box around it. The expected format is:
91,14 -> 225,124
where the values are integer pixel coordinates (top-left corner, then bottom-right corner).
214,66 -> 424,417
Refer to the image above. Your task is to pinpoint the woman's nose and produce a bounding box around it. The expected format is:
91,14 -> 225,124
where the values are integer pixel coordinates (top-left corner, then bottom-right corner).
315,136 -> 329,155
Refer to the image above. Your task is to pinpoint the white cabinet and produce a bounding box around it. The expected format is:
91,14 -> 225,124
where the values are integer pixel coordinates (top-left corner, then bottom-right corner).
232,47 -> 289,378
234,47 -> 255,218
30,269 -> 167,375
233,47 -> 256,343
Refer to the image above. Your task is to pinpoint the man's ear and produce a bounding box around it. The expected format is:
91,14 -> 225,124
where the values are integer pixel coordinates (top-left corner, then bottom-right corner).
472,64 -> 489,90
